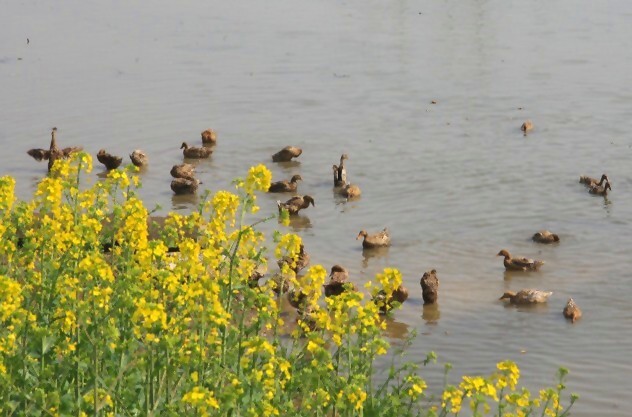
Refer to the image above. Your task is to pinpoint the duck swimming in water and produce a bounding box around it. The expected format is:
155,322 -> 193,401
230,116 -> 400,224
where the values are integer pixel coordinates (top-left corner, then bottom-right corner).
588,180 -> 611,196
181,142 -> 213,159
532,230 -> 560,244
563,298 -> 582,323
268,174 -> 302,193
171,163 -> 196,180
277,195 -> 315,215
500,289 -> 552,304
201,128 -> 217,145
97,149 -> 123,170
272,146 -> 302,162
129,149 -> 148,167
497,249 -> 544,271
356,228 -> 391,249
420,269 -> 439,304
27,127 -> 83,172
170,177 -> 201,195
579,173 -> 608,187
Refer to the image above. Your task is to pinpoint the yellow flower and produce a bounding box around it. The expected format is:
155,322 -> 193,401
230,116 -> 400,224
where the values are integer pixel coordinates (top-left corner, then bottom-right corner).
244,164 -> 272,194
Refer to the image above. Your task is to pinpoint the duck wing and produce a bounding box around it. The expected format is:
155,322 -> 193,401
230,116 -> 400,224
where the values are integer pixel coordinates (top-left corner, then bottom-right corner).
62,146 -> 83,157
27,148 -> 51,161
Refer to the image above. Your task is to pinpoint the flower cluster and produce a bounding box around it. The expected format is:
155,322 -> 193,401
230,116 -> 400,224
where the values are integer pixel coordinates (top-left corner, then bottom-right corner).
0,154 -> 578,417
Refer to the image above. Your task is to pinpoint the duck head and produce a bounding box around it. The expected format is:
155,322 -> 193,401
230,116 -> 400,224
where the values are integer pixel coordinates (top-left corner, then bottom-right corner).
303,195 -> 315,207
497,249 -> 511,259
180,142 -> 189,149
499,291 -> 516,300
356,230 -> 368,240
290,174 -> 303,183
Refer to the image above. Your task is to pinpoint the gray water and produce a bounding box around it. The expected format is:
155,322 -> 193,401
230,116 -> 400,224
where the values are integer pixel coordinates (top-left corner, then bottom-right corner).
2,0 -> 632,414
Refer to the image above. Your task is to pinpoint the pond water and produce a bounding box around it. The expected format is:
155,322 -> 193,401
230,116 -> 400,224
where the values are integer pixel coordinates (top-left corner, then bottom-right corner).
2,0 -> 632,414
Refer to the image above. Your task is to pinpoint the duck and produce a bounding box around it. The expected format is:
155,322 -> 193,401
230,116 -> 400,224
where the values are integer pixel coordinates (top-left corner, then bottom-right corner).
268,174 -> 302,193
420,269 -> 439,304
129,149 -> 148,167
373,285 -> 409,313
563,298 -> 582,323
296,304 -> 319,332
170,177 -> 201,195
335,154 -> 348,185
181,142 -> 213,159
341,182 -> 362,198
328,264 -> 349,284
332,165 -> 345,187
520,120 -> 534,133
171,163 -> 196,180
588,180 -> 611,196
532,230 -> 560,244
272,146 -> 302,162
579,173 -> 608,187
269,273 -> 291,295
323,265 -> 357,297
248,269 -> 265,289
201,128 -> 217,145
277,243 -> 310,273
277,195 -> 315,215
97,149 -> 123,170
357,228 -> 391,249
499,289 -> 552,304
287,289 -> 308,311
27,127 -> 83,172
497,249 -> 544,271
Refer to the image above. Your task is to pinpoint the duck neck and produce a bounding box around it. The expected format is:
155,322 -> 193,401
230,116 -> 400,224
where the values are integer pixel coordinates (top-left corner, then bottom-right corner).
49,129 -> 58,151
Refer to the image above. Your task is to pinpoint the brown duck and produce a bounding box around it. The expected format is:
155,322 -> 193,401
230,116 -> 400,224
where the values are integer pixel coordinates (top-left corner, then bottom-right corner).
270,273 -> 291,295
532,230 -> 560,244
170,177 -> 201,195
288,289 -> 308,310
357,228 -> 391,248
277,195 -> 315,215
579,173 -> 608,187
373,285 -> 409,313
201,128 -> 217,145
181,142 -> 213,159
272,146 -> 302,162
27,127 -> 83,172
97,149 -> 123,170
500,289 -> 552,304
171,163 -> 196,180
332,165 -> 345,187
268,174 -> 302,193
420,269 -> 439,304
129,149 -> 148,167
520,120 -> 534,133
334,154 -> 348,186
588,180 -> 611,196
341,182 -> 362,198
323,265 -> 357,297
277,243 -> 310,273
563,298 -> 582,323
497,249 -> 544,271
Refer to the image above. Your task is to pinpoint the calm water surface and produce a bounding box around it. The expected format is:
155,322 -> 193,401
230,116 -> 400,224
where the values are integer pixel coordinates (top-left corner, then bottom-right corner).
2,0 -> 632,414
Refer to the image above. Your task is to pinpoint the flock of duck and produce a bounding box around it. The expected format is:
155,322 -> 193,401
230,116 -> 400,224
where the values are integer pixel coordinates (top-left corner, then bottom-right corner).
26,123 -> 606,325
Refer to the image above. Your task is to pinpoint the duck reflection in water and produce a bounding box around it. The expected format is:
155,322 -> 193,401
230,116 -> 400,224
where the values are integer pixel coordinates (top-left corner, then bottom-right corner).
422,303 -> 440,324
361,246 -> 390,268
171,193 -> 199,210
382,317 -> 409,340
281,214 -> 312,231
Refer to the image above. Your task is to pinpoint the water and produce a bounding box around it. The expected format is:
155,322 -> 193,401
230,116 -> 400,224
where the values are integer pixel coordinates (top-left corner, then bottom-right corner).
2,0 -> 632,414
